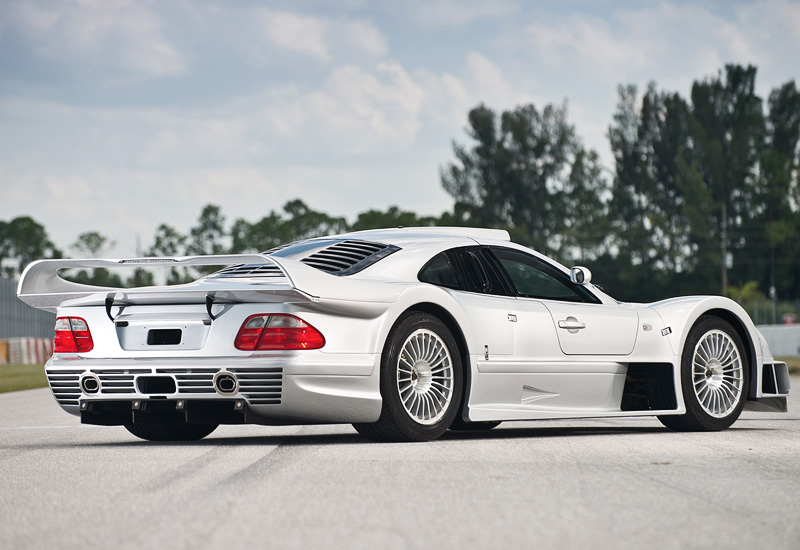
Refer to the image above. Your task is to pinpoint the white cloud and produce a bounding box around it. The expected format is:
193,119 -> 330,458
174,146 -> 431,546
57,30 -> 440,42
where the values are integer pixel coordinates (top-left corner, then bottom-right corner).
4,0 -> 187,77
3,0 -> 799,261
338,20 -> 388,58
403,0 -> 520,27
524,15 -> 649,78
256,8 -> 331,61
252,8 -> 387,63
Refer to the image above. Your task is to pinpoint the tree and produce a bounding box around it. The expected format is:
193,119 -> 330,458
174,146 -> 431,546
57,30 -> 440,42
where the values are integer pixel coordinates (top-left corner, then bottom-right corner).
607,84 -> 696,298
0,216 -> 62,278
561,148 -> 611,263
187,204 -> 227,257
68,230 -> 123,287
72,231 -> 115,258
754,81 -> 800,299
350,206 -> 437,231
687,64 -> 765,293
149,224 -> 193,284
441,102 -> 599,258
281,199 -> 348,242
232,200 -> 348,254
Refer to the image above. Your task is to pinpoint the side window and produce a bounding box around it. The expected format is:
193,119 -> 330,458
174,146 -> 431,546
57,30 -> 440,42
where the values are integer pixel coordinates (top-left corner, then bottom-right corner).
418,247 -> 513,297
448,247 -> 513,296
418,253 -> 460,289
489,247 -> 599,303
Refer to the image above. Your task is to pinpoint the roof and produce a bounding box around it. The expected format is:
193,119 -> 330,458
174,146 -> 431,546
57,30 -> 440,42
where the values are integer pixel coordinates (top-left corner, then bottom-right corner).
336,226 -> 511,244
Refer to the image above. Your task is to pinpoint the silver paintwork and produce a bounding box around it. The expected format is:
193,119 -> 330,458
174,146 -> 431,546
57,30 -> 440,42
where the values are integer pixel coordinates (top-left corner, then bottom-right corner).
16,226 -> 790,428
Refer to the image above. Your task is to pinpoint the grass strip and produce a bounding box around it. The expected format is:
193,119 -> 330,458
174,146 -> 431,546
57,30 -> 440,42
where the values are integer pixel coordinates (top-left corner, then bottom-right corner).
0,364 -> 48,393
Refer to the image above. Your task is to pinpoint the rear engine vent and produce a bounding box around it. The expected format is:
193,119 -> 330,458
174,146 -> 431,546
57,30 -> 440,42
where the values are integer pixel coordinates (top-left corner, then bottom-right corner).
212,263 -> 285,278
300,240 -> 399,275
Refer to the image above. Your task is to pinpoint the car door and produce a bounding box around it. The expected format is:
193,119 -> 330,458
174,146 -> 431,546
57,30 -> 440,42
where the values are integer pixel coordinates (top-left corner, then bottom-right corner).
419,248 -> 516,357
488,247 -> 639,357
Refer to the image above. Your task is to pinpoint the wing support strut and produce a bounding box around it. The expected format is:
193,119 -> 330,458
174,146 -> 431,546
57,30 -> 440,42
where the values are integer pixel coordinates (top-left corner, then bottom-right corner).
206,294 -> 217,321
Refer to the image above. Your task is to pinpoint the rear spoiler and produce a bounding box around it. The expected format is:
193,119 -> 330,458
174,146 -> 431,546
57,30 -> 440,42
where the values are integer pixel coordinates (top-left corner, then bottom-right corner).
16,254 -> 315,313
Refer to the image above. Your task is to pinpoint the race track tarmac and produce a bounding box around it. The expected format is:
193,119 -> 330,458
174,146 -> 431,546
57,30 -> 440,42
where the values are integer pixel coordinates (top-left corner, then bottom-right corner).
1,382 -> 798,550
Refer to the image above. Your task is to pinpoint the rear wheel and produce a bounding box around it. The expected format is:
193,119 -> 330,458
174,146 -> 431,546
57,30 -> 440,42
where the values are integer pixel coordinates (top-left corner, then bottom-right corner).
124,423 -> 218,441
659,316 -> 748,431
353,312 -> 463,442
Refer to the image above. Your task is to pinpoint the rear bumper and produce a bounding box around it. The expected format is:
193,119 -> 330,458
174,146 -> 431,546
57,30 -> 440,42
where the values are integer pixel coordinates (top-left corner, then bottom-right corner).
45,354 -> 382,425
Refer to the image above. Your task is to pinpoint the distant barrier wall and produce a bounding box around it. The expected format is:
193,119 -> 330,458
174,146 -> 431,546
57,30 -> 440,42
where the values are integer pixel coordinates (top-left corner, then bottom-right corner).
0,277 -> 56,339
757,324 -> 800,358
0,277 -> 56,364
0,337 -> 53,365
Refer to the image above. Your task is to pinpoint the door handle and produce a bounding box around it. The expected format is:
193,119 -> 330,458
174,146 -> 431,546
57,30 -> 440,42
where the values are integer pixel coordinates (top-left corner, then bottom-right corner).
558,318 -> 586,331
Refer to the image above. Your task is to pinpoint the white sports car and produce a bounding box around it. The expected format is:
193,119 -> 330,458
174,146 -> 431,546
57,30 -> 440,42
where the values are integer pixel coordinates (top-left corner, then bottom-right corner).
18,227 -> 790,442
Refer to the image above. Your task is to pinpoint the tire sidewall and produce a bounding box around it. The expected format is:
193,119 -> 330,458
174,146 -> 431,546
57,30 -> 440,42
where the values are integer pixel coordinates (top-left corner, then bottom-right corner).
380,313 -> 463,441
680,316 -> 749,430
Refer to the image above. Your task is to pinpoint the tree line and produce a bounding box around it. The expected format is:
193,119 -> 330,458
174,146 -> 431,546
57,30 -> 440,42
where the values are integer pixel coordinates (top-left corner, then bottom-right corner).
1,64 -> 798,304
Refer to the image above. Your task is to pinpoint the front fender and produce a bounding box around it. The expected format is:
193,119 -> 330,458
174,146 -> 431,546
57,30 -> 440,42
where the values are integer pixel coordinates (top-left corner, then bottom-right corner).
648,296 -> 762,358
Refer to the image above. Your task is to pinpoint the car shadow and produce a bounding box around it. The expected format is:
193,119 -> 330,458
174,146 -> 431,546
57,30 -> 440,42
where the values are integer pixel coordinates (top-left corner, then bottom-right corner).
41,422 -> 777,449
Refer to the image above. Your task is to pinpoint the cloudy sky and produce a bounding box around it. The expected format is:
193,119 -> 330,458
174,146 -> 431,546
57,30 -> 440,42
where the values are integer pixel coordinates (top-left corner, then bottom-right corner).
1,0 -> 798,257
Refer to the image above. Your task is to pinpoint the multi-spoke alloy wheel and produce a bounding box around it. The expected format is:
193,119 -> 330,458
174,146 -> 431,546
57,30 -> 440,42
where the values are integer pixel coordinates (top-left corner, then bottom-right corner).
352,312 -> 463,442
691,329 -> 743,418
659,316 -> 749,432
397,329 -> 454,425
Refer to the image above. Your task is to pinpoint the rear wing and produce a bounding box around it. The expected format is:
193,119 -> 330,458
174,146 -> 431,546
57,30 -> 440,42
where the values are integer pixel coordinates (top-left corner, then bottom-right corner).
16,254 -> 313,313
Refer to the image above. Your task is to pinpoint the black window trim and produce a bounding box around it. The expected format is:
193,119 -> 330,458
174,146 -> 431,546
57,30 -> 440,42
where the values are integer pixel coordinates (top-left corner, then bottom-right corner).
486,246 -> 601,304
417,251 -> 462,290
417,246 -> 515,298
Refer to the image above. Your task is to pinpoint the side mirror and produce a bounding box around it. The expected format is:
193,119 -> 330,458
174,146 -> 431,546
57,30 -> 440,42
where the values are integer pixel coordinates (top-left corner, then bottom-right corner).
570,266 -> 592,285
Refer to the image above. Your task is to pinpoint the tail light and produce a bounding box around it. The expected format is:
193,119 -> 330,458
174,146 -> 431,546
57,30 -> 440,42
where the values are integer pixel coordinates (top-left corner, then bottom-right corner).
54,317 -> 94,353
235,314 -> 325,351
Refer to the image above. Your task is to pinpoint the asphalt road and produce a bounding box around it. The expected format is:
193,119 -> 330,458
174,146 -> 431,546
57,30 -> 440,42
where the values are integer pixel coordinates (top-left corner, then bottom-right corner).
1,384 -> 798,550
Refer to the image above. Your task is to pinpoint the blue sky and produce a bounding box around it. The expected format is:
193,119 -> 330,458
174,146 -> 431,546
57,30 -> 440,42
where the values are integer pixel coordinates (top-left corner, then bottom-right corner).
1,0 -> 798,257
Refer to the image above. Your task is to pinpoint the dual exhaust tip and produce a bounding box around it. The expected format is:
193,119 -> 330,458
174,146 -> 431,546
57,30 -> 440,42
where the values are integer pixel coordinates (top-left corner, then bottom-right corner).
79,371 -> 239,396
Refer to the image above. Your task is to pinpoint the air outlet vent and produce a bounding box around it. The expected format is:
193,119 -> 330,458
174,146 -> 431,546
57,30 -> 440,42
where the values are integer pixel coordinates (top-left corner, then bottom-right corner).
301,240 -> 399,275
212,263 -> 285,278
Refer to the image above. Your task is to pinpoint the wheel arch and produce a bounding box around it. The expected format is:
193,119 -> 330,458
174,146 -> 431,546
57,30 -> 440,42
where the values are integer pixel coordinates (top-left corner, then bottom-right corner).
690,308 -> 757,399
391,302 -> 472,419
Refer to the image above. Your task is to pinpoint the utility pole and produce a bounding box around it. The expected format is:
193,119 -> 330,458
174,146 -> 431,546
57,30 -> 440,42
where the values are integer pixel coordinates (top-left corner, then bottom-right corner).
721,202 -> 728,295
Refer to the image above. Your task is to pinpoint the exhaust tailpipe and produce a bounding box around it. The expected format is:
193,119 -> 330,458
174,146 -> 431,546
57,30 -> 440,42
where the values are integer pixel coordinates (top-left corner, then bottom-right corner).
213,372 -> 238,395
80,374 -> 101,394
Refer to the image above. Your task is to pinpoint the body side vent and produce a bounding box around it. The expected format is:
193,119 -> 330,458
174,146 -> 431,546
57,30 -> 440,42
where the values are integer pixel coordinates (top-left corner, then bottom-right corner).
211,263 -> 285,278
300,240 -> 400,275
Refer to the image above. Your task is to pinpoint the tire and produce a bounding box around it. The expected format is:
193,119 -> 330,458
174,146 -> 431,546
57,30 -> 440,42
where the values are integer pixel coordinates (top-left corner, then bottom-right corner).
353,312 -> 463,442
124,423 -> 218,441
659,316 -> 749,431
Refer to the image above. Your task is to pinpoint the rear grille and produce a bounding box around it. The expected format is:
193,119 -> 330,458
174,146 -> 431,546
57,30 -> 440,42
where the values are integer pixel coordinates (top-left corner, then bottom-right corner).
47,366 -> 283,405
301,240 -> 399,275
211,263 -> 285,278
156,368 -> 217,394
47,370 -> 82,406
92,368 -> 150,394
229,367 -> 283,405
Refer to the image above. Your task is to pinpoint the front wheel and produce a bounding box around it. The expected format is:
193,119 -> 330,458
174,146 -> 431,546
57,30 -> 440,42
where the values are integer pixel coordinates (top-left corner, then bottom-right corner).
124,423 -> 218,441
353,312 -> 463,442
659,316 -> 748,431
